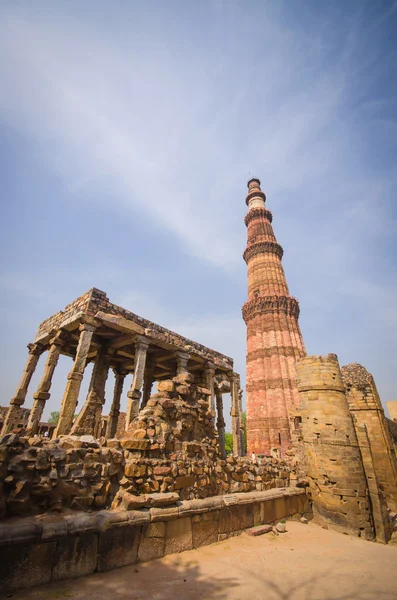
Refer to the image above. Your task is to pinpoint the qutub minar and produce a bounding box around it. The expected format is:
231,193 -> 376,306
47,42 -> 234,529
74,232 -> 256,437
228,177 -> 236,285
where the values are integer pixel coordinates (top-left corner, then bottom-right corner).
242,178 -> 306,457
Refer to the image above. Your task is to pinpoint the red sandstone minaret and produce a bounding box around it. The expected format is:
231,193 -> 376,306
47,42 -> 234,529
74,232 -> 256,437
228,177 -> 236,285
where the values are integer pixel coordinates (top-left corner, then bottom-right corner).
242,178 -> 306,457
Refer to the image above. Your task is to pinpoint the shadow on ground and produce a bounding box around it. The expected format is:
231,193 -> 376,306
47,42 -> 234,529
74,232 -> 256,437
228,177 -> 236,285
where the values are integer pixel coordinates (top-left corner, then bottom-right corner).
3,561 -> 396,600
0,559 -> 239,600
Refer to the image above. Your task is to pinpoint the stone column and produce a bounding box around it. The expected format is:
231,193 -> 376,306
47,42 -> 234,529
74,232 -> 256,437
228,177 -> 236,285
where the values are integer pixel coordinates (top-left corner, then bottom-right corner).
55,322 -> 96,437
229,371 -> 242,457
141,366 -> 154,410
107,369 -> 126,439
216,390 -> 226,459
27,334 -> 64,435
238,387 -> 246,456
176,351 -> 190,376
126,337 -> 150,429
2,343 -> 44,435
71,344 -> 110,436
205,362 -> 216,413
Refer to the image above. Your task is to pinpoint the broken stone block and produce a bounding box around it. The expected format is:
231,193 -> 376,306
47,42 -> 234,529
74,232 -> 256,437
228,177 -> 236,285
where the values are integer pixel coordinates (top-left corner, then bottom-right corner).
244,524 -> 273,536
125,463 -> 147,478
157,381 -> 175,393
275,522 -> 287,533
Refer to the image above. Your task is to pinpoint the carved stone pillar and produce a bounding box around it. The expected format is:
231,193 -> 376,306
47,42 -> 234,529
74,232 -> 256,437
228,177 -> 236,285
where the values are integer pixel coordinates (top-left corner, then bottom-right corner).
238,387 -> 246,456
216,390 -> 226,459
176,351 -> 190,376
205,362 -> 216,413
126,337 -> 149,428
229,371 -> 242,457
141,366 -> 154,410
1,343 -> 44,435
71,344 -> 110,436
27,334 -> 64,435
55,322 -> 96,436
107,369 -> 126,439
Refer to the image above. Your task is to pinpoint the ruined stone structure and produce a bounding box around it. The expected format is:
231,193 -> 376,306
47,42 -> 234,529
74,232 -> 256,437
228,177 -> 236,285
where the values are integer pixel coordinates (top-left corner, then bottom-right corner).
297,354 -> 397,543
242,178 -> 306,457
341,364 -> 397,513
0,373 -> 291,520
1,288 -> 243,457
0,406 -> 55,438
386,400 -> 397,422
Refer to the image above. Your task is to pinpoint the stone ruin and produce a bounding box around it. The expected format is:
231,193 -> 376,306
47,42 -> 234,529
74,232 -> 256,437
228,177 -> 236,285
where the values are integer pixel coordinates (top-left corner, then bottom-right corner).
0,288 -> 304,594
295,354 -> 397,544
1,287 -> 244,454
0,288 -> 294,522
0,372 -> 291,520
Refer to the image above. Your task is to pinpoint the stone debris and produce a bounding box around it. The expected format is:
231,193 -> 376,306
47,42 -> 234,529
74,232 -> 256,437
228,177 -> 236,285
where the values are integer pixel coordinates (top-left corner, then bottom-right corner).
244,524 -> 273,537
275,522 -> 287,533
0,376 -> 291,519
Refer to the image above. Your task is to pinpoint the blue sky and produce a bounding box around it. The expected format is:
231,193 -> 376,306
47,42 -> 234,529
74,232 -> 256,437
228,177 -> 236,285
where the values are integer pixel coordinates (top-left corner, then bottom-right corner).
0,0 -> 396,426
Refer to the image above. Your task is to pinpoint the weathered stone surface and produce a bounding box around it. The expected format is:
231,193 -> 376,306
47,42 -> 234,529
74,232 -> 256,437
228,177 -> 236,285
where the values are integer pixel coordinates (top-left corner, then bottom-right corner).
52,533 -> 98,581
0,541 -> 56,593
219,503 -> 254,534
192,516 -> 219,548
164,517 -> 193,555
138,535 -> 165,562
97,524 -> 141,572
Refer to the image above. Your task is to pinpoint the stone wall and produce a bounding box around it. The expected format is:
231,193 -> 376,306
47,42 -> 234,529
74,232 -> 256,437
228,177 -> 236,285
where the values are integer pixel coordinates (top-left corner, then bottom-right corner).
386,401 -> 397,422
387,417 -> 397,447
0,487 -> 310,594
0,434 -> 290,521
341,363 -> 397,512
296,354 -> 395,544
296,354 -> 376,540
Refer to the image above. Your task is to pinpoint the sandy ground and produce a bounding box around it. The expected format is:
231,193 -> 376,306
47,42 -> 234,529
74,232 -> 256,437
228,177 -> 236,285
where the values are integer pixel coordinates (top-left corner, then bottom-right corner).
3,521 -> 397,600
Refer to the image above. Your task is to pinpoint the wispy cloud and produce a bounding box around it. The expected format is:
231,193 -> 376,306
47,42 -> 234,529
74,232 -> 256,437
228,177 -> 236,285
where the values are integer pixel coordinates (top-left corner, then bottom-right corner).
0,1 -> 396,416
2,3 -> 394,270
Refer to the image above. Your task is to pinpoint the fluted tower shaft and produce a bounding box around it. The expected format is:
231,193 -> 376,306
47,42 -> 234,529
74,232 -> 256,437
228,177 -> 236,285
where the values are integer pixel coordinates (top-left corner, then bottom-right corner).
242,178 -> 306,456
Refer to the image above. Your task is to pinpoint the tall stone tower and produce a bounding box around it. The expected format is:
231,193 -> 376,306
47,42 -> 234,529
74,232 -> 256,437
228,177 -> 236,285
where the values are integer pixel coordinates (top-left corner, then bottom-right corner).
242,178 -> 306,457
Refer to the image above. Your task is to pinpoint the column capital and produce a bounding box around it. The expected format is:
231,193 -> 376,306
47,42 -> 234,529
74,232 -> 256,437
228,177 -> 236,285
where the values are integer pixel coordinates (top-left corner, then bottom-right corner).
80,316 -> 101,331
48,329 -> 68,347
67,372 -> 84,382
79,322 -> 97,333
135,335 -> 150,350
176,351 -> 190,361
227,370 -> 240,381
205,361 -> 217,374
27,343 -> 44,356
127,389 -> 141,400
113,367 -> 128,378
33,391 -> 51,401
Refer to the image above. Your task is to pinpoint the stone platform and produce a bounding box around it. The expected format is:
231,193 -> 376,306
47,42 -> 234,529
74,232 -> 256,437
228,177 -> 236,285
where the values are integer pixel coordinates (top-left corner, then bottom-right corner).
0,487 -> 309,594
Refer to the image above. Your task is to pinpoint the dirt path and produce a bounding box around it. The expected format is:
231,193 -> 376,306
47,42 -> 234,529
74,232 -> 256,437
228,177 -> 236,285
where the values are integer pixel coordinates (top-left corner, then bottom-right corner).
3,522 -> 397,600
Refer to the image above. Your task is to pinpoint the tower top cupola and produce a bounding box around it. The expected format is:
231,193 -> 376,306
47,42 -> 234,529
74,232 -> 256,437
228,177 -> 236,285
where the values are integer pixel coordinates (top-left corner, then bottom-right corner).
246,177 -> 266,206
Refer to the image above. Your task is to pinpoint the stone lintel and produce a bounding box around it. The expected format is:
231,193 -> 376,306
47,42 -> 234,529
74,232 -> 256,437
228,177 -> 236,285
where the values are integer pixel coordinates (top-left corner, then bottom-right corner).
95,311 -> 146,336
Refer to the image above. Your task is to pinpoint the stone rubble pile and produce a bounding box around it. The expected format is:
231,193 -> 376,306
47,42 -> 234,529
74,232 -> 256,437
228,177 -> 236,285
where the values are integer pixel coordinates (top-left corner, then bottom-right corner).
0,375 -> 290,519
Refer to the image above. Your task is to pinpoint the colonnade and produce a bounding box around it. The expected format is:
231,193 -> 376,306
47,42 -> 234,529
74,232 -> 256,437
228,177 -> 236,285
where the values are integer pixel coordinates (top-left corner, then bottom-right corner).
1,321 -> 244,457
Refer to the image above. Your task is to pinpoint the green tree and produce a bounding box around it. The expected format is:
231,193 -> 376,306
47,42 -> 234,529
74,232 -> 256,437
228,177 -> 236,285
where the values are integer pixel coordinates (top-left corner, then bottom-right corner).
224,432 -> 233,455
48,411 -> 60,424
48,411 -> 77,424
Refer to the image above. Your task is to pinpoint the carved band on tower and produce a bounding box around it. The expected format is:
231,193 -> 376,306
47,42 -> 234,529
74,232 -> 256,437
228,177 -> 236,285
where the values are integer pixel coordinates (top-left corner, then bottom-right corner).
242,178 -> 306,457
